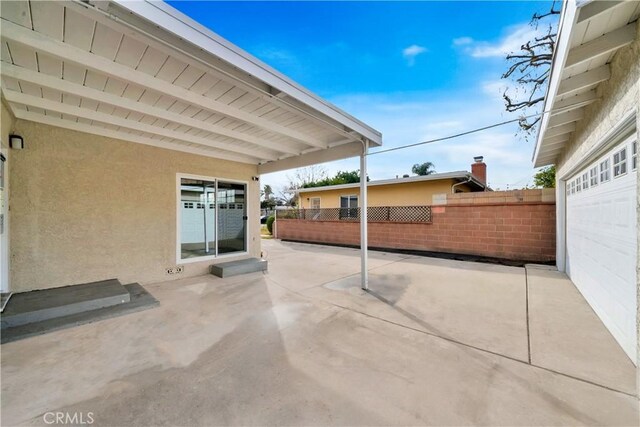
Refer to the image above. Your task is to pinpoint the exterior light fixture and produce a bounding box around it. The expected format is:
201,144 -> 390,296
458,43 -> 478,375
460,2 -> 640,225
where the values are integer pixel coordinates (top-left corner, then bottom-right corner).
9,134 -> 23,150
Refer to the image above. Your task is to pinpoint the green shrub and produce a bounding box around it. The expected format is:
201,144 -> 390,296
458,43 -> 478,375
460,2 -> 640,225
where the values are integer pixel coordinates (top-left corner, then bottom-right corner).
266,215 -> 275,234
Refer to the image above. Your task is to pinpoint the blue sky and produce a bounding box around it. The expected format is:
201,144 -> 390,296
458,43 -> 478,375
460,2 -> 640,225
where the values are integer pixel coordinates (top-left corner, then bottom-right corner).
169,1 -> 556,191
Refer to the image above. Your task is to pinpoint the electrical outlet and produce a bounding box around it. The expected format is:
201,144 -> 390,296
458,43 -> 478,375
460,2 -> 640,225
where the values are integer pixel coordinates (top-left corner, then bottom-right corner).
166,266 -> 184,275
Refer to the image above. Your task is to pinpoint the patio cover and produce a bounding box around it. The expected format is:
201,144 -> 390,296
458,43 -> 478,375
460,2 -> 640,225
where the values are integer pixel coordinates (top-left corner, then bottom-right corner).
0,0 -> 381,290
0,0 -> 382,172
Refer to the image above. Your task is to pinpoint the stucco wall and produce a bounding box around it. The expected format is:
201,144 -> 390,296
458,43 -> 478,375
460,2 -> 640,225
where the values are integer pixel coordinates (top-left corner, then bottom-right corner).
1,99 -> 14,148
298,179 -> 471,208
9,119 -> 260,292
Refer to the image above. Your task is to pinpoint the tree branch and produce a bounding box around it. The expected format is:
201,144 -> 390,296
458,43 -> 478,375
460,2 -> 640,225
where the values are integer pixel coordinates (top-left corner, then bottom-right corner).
501,2 -> 560,140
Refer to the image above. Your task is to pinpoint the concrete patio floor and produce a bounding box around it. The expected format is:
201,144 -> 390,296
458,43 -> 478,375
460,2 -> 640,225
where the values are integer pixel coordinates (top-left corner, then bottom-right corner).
1,240 -> 637,426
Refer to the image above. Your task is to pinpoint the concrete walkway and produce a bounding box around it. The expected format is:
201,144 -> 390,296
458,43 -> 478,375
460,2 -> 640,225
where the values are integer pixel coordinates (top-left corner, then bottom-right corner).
1,240 -> 637,426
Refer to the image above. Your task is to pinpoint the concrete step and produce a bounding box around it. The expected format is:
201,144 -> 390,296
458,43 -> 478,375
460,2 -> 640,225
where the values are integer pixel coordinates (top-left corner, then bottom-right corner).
210,258 -> 268,278
1,283 -> 158,344
1,279 -> 130,329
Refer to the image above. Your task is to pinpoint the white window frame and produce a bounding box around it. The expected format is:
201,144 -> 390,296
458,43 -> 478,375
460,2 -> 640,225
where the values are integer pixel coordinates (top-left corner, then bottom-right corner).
339,194 -> 359,219
340,194 -> 359,208
309,197 -> 321,209
613,147 -> 627,178
575,176 -> 582,193
589,166 -> 598,187
599,159 -> 611,183
632,140 -> 637,170
581,172 -> 588,190
176,173 -> 249,264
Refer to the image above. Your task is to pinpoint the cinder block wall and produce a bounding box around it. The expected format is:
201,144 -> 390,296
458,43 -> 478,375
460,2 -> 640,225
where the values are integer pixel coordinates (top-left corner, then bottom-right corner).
445,188 -> 555,205
276,189 -> 556,262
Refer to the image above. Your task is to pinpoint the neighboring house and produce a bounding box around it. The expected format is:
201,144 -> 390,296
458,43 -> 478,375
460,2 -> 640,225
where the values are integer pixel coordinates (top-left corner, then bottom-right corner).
533,0 -> 639,365
297,157 -> 489,209
0,1 -> 381,293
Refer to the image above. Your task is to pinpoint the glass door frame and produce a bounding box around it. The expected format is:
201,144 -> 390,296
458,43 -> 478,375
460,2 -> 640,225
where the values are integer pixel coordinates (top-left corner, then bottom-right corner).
176,173 -> 249,264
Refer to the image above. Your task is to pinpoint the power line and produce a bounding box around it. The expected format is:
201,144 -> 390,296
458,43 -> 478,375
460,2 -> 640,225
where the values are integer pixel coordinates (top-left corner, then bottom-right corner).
366,100 -> 591,156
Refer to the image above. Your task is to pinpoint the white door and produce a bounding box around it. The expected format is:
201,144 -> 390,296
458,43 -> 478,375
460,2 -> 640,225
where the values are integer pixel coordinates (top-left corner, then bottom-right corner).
566,136 -> 637,362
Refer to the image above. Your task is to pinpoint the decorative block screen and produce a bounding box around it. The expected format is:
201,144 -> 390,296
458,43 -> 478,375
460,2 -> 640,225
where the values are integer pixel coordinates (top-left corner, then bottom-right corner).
276,206 -> 432,223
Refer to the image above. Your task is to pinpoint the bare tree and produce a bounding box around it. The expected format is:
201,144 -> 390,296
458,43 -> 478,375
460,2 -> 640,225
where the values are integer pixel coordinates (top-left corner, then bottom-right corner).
278,165 -> 328,206
502,1 -> 561,138
289,165 -> 328,187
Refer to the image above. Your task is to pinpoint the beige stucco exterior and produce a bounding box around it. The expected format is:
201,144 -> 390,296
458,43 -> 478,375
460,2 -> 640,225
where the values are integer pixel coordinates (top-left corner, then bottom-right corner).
1,99 -> 14,149
551,23 -> 640,385
6,111 -> 260,293
1,99 -> 14,293
298,179 -> 473,209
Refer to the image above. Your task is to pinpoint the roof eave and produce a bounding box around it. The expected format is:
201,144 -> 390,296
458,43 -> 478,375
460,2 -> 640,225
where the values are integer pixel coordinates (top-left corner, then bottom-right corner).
295,171 -> 483,194
532,0 -> 579,168
108,0 -> 382,147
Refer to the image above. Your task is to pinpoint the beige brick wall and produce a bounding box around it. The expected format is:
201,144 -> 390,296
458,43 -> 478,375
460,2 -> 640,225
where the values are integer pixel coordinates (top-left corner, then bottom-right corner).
277,201 -> 556,262
445,189 -> 555,205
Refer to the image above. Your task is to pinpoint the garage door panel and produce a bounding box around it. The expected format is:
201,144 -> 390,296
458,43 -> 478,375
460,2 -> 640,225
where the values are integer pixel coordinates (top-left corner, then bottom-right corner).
565,136 -> 637,362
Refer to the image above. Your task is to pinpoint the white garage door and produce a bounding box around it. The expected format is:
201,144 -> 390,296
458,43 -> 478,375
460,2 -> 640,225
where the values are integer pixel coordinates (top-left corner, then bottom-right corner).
566,135 -> 637,362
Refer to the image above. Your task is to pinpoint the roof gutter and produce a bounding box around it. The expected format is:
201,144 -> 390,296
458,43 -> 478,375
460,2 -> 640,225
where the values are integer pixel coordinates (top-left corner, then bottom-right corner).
451,176 -> 473,194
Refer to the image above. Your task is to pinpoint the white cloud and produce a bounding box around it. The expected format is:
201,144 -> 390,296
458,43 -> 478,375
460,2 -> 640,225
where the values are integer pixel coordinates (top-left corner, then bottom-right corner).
452,36 -> 473,46
481,79 -> 508,102
402,44 -> 427,66
469,23 -> 541,58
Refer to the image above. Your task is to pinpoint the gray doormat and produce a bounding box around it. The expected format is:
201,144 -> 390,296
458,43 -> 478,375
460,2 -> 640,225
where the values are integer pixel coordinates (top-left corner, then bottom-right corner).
1,283 -> 158,344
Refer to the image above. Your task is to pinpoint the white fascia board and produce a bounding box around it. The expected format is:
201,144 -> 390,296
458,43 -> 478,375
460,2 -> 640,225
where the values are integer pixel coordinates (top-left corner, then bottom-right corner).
110,0 -> 383,146
257,141 -> 364,174
532,0 -> 579,166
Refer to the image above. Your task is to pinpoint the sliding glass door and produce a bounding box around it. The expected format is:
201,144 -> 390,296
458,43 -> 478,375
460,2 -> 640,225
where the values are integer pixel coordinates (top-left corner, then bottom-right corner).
179,177 -> 246,260
217,182 -> 246,254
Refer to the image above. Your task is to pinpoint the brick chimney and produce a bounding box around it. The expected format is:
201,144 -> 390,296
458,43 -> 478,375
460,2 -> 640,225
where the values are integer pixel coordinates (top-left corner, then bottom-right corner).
471,156 -> 487,184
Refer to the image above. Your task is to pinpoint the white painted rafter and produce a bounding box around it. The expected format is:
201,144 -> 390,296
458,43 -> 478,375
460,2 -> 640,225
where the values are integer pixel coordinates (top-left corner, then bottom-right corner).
1,63 -> 301,156
542,134 -> 571,146
556,65 -> 610,96
106,0 -> 381,144
11,109 -> 257,164
65,0 -> 368,146
551,90 -> 599,114
576,0 -> 625,23
545,122 -> 576,138
547,108 -> 585,128
0,19 -> 330,149
565,23 -> 636,69
4,89 -> 280,161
